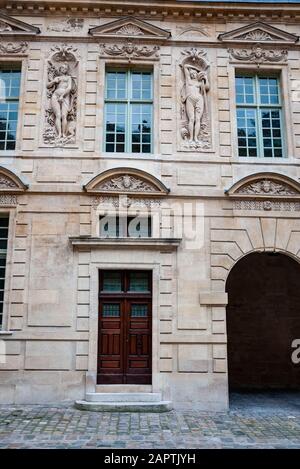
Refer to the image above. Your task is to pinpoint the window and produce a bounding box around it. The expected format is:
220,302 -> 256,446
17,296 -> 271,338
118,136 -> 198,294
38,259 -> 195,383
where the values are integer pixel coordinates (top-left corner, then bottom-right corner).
0,66 -> 21,150
0,215 -> 9,329
235,75 -> 283,158
104,69 -> 153,153
100,215 -> 152,238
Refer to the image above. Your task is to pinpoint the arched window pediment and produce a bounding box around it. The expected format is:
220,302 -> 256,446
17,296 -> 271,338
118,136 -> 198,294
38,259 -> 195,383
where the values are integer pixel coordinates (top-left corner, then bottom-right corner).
226,172 -> 300,199
0,166 -> 28,192
83,168 -> 169,196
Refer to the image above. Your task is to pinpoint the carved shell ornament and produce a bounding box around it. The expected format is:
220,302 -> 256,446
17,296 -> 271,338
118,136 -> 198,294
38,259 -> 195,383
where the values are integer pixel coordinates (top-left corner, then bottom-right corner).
116,24 -> 144,36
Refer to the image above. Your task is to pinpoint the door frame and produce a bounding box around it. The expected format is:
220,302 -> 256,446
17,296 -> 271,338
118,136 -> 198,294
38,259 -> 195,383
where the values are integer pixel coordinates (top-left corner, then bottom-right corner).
87,261 -> 160,393
97,270 -> 153,385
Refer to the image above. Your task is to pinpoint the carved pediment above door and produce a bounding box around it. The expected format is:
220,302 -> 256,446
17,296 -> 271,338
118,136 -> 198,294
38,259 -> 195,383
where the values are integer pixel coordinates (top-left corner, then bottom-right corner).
0,11 -> 40,36
84,168 -> 169,197
218,22 -> 298,45
89,16 -> 171,40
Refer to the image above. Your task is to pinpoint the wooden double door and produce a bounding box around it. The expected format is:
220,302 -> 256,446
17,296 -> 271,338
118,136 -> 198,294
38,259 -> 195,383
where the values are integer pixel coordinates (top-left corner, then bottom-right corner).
97,270 -> 152,384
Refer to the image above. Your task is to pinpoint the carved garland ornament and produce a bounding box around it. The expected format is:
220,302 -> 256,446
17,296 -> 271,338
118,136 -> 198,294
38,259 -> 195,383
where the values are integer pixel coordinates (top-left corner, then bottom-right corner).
229,44 -> 287,63
43,44 -> 78,147
95,175 -> 156,193
100,41 -> 159,58
179,48 -> 211,151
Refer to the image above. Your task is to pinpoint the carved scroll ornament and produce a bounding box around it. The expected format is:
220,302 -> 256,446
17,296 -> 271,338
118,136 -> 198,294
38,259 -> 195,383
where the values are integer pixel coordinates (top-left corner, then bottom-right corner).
0,42 -> 28,54
100,41 -> 159,58
95,175 -> 156,193
43,44 -> 78,146
229,44 -> 287,64
179,48 -> 211,151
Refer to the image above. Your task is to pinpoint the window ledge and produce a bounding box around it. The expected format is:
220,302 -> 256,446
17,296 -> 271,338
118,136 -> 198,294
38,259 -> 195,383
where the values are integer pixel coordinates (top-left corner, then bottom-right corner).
0,331 -> 13,336
70,237 -> 181,250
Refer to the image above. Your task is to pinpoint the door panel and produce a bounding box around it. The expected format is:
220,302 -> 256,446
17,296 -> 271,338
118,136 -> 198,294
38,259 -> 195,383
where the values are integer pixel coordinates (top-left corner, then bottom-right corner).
97,271 -> 152,385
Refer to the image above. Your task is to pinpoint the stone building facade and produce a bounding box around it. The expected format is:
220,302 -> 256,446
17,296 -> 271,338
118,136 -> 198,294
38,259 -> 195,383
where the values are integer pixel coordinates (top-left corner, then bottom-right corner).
0,0 -> 300,411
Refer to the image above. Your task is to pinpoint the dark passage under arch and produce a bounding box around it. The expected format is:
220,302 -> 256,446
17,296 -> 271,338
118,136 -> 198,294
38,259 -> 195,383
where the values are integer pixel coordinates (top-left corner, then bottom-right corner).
226,252 -> 300,391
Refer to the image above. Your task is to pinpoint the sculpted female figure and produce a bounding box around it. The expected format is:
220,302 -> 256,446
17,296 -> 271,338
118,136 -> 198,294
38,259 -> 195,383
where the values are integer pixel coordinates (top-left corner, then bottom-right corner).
47,63 -> 73,139
181,64 -> 210,143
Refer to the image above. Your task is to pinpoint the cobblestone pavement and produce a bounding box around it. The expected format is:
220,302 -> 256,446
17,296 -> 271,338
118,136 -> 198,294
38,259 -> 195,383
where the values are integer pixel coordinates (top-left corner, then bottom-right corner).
0,392 -> 300,448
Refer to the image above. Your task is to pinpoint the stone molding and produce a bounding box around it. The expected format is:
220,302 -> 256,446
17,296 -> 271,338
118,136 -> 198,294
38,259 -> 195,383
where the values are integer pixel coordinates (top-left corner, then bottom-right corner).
0,11 -> 40,36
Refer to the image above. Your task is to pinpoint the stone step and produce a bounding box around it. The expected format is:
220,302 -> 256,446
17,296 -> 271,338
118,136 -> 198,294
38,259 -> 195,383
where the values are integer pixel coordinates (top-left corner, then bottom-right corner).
96,385 -> 152,393
85,392 -> 162,403
75,400 -> 173,413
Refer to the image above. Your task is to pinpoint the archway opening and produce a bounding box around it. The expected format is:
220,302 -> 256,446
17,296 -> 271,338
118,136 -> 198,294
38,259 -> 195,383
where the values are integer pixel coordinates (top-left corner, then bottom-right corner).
226,252 -> 300,392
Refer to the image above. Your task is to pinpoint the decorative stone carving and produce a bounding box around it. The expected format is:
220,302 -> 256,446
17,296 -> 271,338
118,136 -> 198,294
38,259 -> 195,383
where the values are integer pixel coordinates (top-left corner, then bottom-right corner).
176,26 -> 209,39
95,175 -> 156,193
0,194 -> 18,206
229,44 -> 287,63
100,41 -> 159,58
116,25 -> 143,36
43,44 -> 78,146
0,20 -> 12,32
237,179 -> 297,196
47,18 -> 84,33
93,196 -> 161,210
218,22 -> 298,44
239,30 -> 273,41
234,200 -> 300,212
89,16 -> 170,40
0,42 -> 28,54
0,176 -> 18,189
179,48 -> 211,150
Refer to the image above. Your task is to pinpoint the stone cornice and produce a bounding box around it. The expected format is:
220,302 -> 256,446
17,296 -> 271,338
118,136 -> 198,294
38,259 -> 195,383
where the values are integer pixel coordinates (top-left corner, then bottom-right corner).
2,1 -> 300,21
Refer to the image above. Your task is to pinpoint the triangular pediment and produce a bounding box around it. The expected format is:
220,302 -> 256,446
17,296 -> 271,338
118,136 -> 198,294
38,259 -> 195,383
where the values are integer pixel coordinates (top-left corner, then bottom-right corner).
0,166 -> 28,192
84,168 -> 169,196
226,173 -> 300,199
89,16 -> 171,40
0,12 -> 40,35
218,22 -> 298,44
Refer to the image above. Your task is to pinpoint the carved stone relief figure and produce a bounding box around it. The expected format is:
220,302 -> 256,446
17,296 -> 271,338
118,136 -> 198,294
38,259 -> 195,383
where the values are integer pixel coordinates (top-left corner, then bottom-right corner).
179,48 -> 211,150
95,175 -> 156,193
229,44 -> 287,64
43,45 -> 78,146
237,179 -> 297,196
47,18 -> 84,33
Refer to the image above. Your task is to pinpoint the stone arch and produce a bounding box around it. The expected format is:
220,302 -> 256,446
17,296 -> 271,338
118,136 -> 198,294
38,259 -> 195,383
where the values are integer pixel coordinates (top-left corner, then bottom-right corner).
210,218 -> 300,290
83,167 -> 170,196
226,250 -> 300,390
0,166 -> 28,192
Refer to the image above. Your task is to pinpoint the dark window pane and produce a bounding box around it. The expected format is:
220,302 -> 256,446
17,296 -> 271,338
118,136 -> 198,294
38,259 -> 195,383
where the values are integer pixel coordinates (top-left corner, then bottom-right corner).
128,272 -> 150,292
102,272 -> 122,292
102,303 -> 120,317
131,304 -> 148,317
